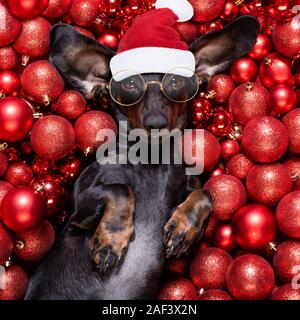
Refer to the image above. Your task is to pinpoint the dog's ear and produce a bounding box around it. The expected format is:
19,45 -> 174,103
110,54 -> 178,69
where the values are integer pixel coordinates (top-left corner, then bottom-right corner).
190,16 -> 260,81
49,24 -> 115,99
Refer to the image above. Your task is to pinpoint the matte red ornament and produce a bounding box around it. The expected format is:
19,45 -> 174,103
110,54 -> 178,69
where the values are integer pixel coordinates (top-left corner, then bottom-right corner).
71,0 -> 100,27
0,97 -> 34,142
43,0 -> 73,19
207,107 -> 234,137
232,204 -> 277,250
159,278 -> 198,300
220,1 -> 239,22
248,33 -> 273,61
207,74 -> 235,105
271,284 -> 300,300
5,162 -> 33,187
220,140 -> 240,160
242,116 -> 289,163
31,115 -> 75,161
0,223 -> 14,264
198,289 -> 233,300
15,221 -> 55,262
0,71 -> 20,98
0,47 -> 19,70
57,90 -> 87,120
7,0 -> 49,20
283,109 -> 300,154
190,247 -> 233,290
165,257 -> 189,277
230,57 -> 258,84
273,241 -> 300,283
97,30 -> 120,51
176,22 -> 198,43
190,0 -> 225,23
0,153 -> 8,177
0,181 -> 13,207
227,153 -> 254,181
204,174 -> 246,221
269,85 -> 297,116
212,224 -> 237,251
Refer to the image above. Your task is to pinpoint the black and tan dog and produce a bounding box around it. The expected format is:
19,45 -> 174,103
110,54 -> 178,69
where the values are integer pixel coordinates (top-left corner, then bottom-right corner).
25,16 -> 259,300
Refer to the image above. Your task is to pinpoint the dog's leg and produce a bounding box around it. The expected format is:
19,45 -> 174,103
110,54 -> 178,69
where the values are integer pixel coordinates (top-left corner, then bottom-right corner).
163,189 -> 213,258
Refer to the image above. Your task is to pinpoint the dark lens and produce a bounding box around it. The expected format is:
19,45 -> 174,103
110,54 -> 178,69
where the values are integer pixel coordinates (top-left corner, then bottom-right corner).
110,74 -> 145,106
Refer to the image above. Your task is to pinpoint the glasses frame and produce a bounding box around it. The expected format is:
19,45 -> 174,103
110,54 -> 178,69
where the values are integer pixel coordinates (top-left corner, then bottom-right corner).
108,68 -> 202,107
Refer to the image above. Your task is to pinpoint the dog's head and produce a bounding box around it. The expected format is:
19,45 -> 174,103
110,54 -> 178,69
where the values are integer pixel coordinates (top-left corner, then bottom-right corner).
50,16 -> 259,132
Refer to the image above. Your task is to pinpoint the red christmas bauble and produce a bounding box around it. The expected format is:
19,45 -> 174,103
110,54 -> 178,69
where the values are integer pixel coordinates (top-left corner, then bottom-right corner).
230,58 -> 258,84
220,1 -> 239,22
97,30 -> 119,51
14,18 -> 51,59
269,85 -> 297,116
5,162 -> 33,187
271,284 -> 300,300
273,241 -> 300,283
0,223 -> 14,264
204,174 -> 246,221
43,0 -> 73,19
74,26 -> 96,39
0,3 -> 22,47
0,97 -> 34,142
283,109 -> 300,154
71,0 -> 99,27
0,70 -> 20,97
15,221 -> 55,262
220,140 -> 240,160
75,111 -> 117,154
31,115 -> 75,161
189,96 -> 213,128
284,157 -> 300,190
58,156 -> 83,183
0,265 -> 28,300
0,186 -> 47,233
190,0 -> 225,23
212,224 -> 237,251
276,191 -> 300,239
199,289 -> 233,300
0,47 -> 18,70
226,254 -> 275,300
232,204 -> 277,250
207,74 -> 235,105
159,278 -> 198,300
0,153 -> 8,177
176,22 -> 198,43
229,82 -> 269,126
227,153 -> 254,181
31,157 -> 53,176
207,107 -> 234,137
7,0 -> 49,20
198,19 -> 224,34
190,247 -> 233,290
242,116 -> 289,163
248,33 -> 273,61
0,181 -> 13,207
57,90 -> 87,120
165,257 -> 189,277
21,60 -> 64,105
246,163 -> 292,206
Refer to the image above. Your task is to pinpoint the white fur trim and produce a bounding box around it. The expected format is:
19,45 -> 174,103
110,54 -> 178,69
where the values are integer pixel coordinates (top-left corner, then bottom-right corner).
110,47 -> 195,81
155,0 -> 194,22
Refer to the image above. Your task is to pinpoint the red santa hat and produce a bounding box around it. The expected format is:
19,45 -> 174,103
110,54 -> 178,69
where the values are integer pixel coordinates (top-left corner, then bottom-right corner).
110,0 -> 195,80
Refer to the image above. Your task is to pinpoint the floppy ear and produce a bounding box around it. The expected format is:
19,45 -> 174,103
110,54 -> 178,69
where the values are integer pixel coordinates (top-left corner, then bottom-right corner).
190,16 -> 260,81
49,24 -> 115,99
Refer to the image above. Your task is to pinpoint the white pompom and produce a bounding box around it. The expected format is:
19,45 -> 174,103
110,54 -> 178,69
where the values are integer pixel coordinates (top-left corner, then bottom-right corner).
155,0 -> 194,22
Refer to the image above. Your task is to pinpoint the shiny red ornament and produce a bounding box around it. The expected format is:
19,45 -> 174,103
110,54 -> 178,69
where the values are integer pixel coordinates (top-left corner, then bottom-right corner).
7,0 -> 49,20
198,19 -> 225,35
248,33 -> 273,61
209,166 -> 224,178
0,97 -> 34,142
0,181 -> 13,207
158,278 -> 198,300
0,47 -> 19,71
0,265 -> 28,300
283,109 -> 300,154
220,1 -> 239,21
165,257 -> 189,277
212,224 -> 237,251
43,0 -> 73,19
71,0 -> 100,27
97,30 -> 119,51
0,186 -> 47,233
227,153 -> 254,181
204,174 -> 246,221
59,156 -> 83,183
226,254 -> 274,300
0,3 -> 22,47
207,74 -> 235,105
31,157 -> 53,176
246,163 -> 292,206
5,162 -> 33,187
230,57 -> 258,84
176,22 -> 198,43
190,0 -> 225,23
15,221 -> 55,262
232,204 -> 277,250
189,96 -> 213,128
0,70 -> 20,98
220,140 -> 240,160
31,115 -> 75,161
271,284 -> 300,300
0,153 -> 8,177
57,90 -> 87,120
207,107 -> 234,137
0,223 -> 14,264
269,85 -> 297,116
242,116 -> 289,163
190,247 -> 233,290
21,60 -> 65,105
198,289 -> 233,300
273,241 -> 300,283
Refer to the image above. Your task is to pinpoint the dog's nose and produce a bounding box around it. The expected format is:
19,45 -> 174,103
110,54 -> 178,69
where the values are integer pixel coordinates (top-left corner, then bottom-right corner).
144,116 -> 168,131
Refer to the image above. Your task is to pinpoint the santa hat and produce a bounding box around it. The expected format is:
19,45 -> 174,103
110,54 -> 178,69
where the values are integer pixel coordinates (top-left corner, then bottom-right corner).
110,0 -> 195,80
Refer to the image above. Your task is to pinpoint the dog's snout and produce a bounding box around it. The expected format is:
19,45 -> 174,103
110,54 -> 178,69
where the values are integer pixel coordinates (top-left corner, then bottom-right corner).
144,116 -> 168,131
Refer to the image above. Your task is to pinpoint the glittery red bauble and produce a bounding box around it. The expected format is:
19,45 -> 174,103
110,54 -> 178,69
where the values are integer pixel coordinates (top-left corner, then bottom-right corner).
284,157 -> 300,190
21,60 -> 64,105
202,131 -> 221,171
165,257 -> 189,277
5,162 -> 33,187
0,3 -> 22,47
59,156 -> 83,183
277,191 -> 300,239
190,247 -> 233,290
248,33 -> 273,61
273,241 -> 300,283
230,58 -> 258,84
15,221 -> 55,262
0,47 -> 18,70
7,0 -> 49,19
71,0 -> 99,27
207,107 -> 234,137
159,278 -> 198,300
0,265 -> 28,300
227,153 -> 254,181
97,30 -> 119,51
204,174 -> 246,221
220,140 -> 240,160
176,22 -> 198,43
220,1 -> 239,22
190,0 -> 225,23
0,223 -> 14,264
246,163 -> 292,206
43,0 -> 73,19
0,154 -> 8,177
259,53 -> 294,89
0,97 -> 34,142
207,74 -> 235,105
31,115 -> 75,161
242,116 -> 289,163
199,289 -> 233,300
0,70 -> 20,97
271,284 -> 300,300
189,96 -> 213,128
283,109 -> 300,154
232,204 -> 276,250
0,181 -> 13,207
212,224 -> 237,251
269,85 -> 297,116
75,111 -> 117,154
57,90 -> 87,120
